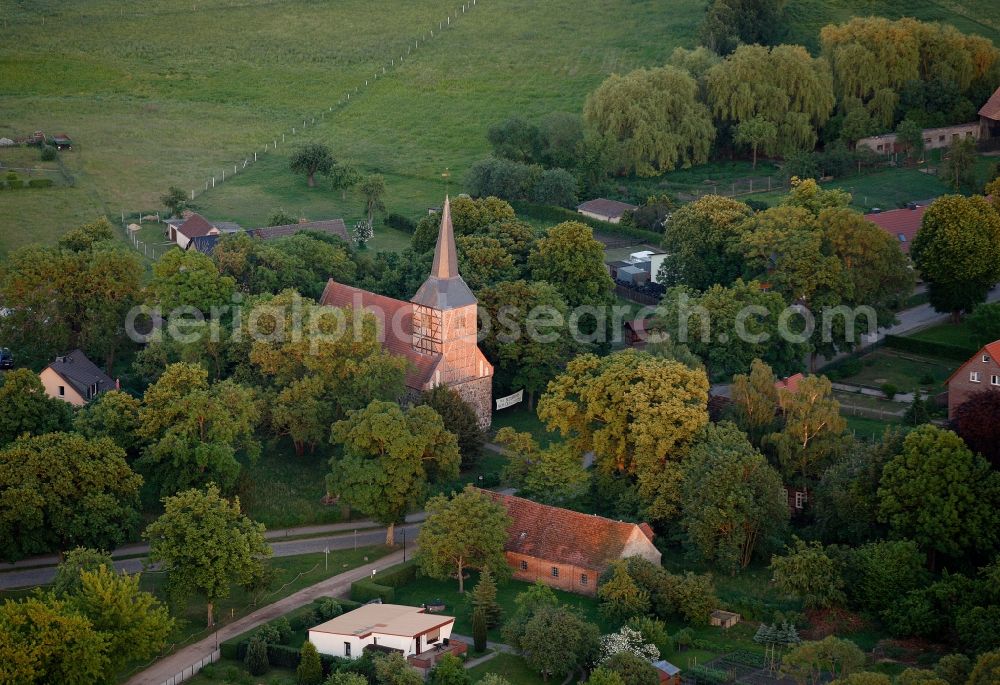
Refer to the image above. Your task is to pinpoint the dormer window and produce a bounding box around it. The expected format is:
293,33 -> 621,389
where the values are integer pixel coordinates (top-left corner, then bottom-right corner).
983,355 -> 990,363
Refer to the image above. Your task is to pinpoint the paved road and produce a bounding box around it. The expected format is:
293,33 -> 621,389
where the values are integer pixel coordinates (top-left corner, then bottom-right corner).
0,522 -> 422,590
124,548 -> 409,685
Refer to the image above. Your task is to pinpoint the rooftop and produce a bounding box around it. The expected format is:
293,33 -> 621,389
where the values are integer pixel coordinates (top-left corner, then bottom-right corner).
309,604 -> 454,639
864,205 -> 928,255
578,198 -> 638,218
44,349 -> 114,398
979,85 -> 1000,121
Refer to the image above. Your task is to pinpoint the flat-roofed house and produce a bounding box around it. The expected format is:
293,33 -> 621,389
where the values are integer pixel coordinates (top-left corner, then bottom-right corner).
479,489 -> 661,596
39,349 -> 115,406
307,603 -> 458,661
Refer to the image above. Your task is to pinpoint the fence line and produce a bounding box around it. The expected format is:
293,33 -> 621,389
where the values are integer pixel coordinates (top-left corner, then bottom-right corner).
186,0 -> 482,203
614,284 -> 660,306
160,649 -> 220,685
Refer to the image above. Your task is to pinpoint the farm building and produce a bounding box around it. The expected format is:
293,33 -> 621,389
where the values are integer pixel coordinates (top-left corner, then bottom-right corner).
979,85 -> 1000,145
710,610 -> 741,629
320,197 -> 494,428
307,603 -> 464,672
654,660 -> 682,685
39,349 -> 115,407
577,198 -> 637,224
478,488 -> 660,597
945,340 -> 1000,418
856,122 -> 979,155
187,218 -> 348,255
166,212 -> 242,250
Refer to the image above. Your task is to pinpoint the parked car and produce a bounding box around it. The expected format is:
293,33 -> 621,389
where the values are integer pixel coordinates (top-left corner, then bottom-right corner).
0,348 -> 12,369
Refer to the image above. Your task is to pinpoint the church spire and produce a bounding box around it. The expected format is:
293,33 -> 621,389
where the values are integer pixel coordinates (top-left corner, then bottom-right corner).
410,196 -> 477,310
430,196 -> 458,279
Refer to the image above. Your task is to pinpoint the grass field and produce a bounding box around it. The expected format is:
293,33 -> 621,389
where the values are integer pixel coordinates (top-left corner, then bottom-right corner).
833,347 -> 958,393
908,320 -> 986,352
468,652 -> 549,684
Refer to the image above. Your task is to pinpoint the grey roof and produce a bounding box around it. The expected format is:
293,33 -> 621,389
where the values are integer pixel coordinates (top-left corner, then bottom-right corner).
45,349 -> 114,399
411,197 -> 477,308
618,265 -> 646,276
577,198 -> 638,219
653,660 -> 680,676
213,221 -> 243,233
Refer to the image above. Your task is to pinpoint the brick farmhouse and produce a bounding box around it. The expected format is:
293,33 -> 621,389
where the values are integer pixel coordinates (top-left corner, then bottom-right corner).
479,489 -> 660,596
946,340 -> 1000,418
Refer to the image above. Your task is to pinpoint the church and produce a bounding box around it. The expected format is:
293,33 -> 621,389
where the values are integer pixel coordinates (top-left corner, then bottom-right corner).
320,197 -> 494,427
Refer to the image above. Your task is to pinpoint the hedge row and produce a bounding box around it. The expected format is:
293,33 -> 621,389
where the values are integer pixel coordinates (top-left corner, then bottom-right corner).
511,201 -> 663,242
0,178 -> 54,189
384,213 -> 416,234
883,334 -> 979,361
220,640 -> 342,673
349,560 -> 418,603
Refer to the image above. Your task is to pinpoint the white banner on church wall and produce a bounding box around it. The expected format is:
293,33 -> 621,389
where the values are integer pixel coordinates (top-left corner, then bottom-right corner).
495,390 -> 523,410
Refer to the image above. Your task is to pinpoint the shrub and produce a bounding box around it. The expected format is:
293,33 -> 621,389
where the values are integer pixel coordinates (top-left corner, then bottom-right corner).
291,608 -> 320,631
6,178 -> 22,189
384,213 -> 416,233
687,665 -> 731,684
40,145 -> 57,161
317,598 -> 343,621
256,623 -> 282,644
297,642 -> 323,684
472,607 -> 488,652
838,358 -> 863,378
919,373 -> 936,386
246,636 -> 270,676
267,643 -> 303,669
350,579 -> 394,603
274,616 -> 293,644
220,638 -> 248,661
883,335 -> 977,360
28,178 -> 54,188
881,383 -> 898,400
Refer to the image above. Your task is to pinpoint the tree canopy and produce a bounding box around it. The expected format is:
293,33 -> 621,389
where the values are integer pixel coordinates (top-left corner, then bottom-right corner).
584,65 -> 715,176
289,142 -> 334,187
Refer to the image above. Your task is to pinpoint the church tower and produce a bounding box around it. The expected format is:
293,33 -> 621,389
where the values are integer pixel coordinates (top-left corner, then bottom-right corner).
410,197 -> 493,426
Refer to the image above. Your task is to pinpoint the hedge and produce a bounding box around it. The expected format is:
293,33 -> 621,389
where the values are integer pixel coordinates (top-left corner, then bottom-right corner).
384,213 -> 416,234
511,201 -> 662,242
349,560 -> 418,603
883,334 -> 978,361
28,178 -> 54,188
5,180 -> 23,190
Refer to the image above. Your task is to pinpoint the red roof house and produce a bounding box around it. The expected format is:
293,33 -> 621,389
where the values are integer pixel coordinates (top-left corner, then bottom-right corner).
863,205 -> 927,254
945,340 -> 1000,418
478,489 -> 661,596
774,373 -> 804,394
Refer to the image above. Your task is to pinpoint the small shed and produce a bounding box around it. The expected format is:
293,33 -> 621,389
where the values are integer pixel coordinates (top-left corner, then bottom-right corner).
51,133 -> 73,150
606,259 -> 632,280
653,660 -> 681,685
617,265 -> 649,286
710,609 -> 741,629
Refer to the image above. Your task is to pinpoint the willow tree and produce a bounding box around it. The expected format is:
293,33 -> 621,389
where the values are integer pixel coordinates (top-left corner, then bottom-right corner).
820,17 -> 999,126
706,44 -> 835,155
584,65 -> 715,176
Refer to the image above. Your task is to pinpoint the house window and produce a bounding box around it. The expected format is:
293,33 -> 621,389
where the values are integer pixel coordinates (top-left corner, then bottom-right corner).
551,567 -> 559,578
794,491 -> 807,509
580,574 -> 589,586
58,385 -> 65,397
344,642 -> 351,657
898,234 -> 906,243
970,371 -> 981,383
983,355 -> 990,363
992,375 -> 999,386
520,560 -> 528,571
939,135 -> 946,142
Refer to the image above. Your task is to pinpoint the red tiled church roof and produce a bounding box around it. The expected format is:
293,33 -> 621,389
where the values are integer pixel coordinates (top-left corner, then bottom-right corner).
319,280 -> 439,389
864,206 -> 927,254
478,489 -> 656,572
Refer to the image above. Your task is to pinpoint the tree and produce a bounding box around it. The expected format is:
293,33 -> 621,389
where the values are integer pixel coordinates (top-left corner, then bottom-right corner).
496,428 -> 589,505
472,607 -> 488,652
469,566 -> 502,627
538,350 -> 709,521
161,186 -> 187,217
73,390 -> 143,455
770,538 -> 845,609
912,196 -> 1000,320
487,117 -> 541,163
529,221 -> 614,311
69,566 -> 175,675
0,369 -> 73,448
289,143 -> 334,188
953,389 -> 1000,468
502,582 -> 561,648
939,138 -> 978,192
598,562 -> 651,623
601,652 -> 660,685
878,424 -> 1000,564
585,669 -> 627,685
656,280 -> 808,380
843,540 -> 929,619
325,674 -> 369,685
144,484 -> 271,626
735,116 -> 778,169
147,247 -> 236,314
600,625 -> 660,664
246,635 -> 270,676
968,302 -> 1000,343
326,162 -> 361,198
935,655 -> 971,685
428,653 -> 470,685
895,119 -> 924,162
52,547 -> 115,597
420,386 -> 483,468
478,280 -> 579,408
782,637 -> 865,685
706,45 -> 835,155
0,432 -> 142,561
0,594 -> 110,685
538,111 -> 584,168
267,209 -> 297,226
416,485 -> 511,592
374,652 -> 424,685
768,375 -> 847,483
829,674 -> 891,685
584,66 -> 714,176
332,401 -> 461,546
730,359 -> 779,444
520,605 -> 600,681
58,217 -> 116,253
532,168 -> 578,208
699,0 -> 785,54
297,640 -> 323,685
670,571 -> 718,625
658,195 -> 753,291
359,174 -> 387,225
137,362 -> 260,495
681,422 -> 788,572
969,651 -> 1000,685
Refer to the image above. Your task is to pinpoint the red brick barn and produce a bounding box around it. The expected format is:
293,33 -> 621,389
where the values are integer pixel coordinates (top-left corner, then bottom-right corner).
478,490 -> 661,597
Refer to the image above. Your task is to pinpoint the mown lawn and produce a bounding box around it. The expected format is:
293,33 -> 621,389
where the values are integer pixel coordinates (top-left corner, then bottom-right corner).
490,405 -> 558,447
832,348 -> 958,394
908,321 -> 986,352
468,652 -> 549,684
